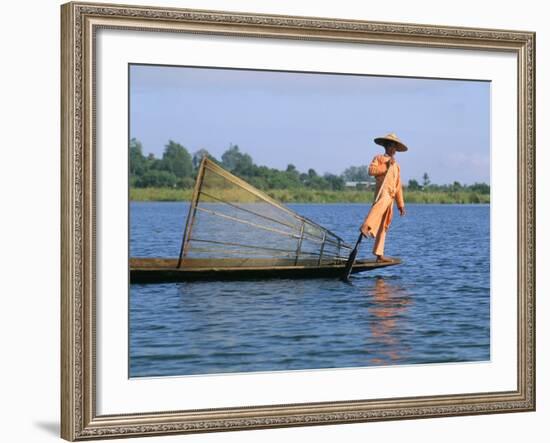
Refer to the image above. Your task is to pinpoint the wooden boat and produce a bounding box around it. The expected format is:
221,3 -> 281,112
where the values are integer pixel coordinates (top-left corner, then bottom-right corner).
130,157 -> 401,283
131,257 -> 401,283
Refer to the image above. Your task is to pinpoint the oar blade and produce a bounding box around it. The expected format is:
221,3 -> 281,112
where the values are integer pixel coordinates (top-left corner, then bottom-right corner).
341,233 -> 363,281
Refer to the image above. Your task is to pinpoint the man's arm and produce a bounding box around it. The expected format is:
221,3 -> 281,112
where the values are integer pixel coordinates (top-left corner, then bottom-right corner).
396,165 -> 406,216
368,155 -> 389,176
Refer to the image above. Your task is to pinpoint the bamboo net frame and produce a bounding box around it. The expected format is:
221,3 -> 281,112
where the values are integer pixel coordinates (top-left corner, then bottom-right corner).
177,157 -> 351,268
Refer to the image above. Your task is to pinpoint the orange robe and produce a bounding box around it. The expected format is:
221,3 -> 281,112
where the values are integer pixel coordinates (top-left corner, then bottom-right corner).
360,154 -> 405,256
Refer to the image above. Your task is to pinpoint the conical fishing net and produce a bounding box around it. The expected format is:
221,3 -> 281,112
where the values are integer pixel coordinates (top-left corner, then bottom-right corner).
178,158 -> 351,267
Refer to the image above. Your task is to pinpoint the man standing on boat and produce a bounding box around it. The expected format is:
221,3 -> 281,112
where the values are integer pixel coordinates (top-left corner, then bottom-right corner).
360,133 -> 407,263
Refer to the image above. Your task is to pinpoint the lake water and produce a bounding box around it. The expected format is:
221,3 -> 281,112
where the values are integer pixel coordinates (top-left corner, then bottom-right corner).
130,202 -> 490,377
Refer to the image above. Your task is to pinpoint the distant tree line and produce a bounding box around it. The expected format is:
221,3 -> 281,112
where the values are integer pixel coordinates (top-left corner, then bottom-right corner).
407,173 -> 490,195
130,138 -> 490,194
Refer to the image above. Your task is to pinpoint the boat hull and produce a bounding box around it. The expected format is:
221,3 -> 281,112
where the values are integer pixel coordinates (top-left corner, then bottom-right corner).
130,257 -> 401,283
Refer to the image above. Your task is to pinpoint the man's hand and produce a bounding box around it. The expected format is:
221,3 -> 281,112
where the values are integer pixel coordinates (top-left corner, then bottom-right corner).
398,206 -> 406,216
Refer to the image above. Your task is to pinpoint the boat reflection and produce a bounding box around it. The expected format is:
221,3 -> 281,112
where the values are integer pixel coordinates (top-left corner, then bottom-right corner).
365,277 -> 412,365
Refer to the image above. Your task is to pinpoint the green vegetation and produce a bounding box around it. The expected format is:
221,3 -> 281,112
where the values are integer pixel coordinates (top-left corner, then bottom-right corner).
130,188 -> 489,205
129,138 -> 490,204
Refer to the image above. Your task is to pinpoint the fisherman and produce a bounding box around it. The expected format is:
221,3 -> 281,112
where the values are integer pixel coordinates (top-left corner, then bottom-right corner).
360,133 -> 407,263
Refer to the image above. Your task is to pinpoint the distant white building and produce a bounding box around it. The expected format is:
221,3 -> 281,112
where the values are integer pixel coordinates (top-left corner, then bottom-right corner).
345,181 -> 373,188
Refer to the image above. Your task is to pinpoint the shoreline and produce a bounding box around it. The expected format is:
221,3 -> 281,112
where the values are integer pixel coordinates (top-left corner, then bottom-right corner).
130,187 -> 490,204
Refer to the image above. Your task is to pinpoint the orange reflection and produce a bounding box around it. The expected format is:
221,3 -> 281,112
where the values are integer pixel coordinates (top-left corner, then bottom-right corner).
367,277 -> 411,365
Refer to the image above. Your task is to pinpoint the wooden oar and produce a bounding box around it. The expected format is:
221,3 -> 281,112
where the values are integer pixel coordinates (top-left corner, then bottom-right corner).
341,233 -> 364,281
341,159 -> 393,281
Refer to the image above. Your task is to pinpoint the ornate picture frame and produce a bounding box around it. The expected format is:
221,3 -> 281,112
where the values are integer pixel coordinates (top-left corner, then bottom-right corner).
61,1 -> 535,440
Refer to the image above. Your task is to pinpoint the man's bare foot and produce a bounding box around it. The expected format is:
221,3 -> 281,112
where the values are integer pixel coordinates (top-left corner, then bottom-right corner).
375,255 -> 393,263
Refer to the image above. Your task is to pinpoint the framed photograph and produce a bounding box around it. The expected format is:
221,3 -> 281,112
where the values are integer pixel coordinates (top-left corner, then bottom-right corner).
61,1 -> 535,440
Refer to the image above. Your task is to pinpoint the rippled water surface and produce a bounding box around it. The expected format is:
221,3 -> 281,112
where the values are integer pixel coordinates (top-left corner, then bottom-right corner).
130,202 -> 490,377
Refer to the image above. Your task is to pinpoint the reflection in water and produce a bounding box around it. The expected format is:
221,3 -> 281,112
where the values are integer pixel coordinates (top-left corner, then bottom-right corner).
365,277 -> 412,366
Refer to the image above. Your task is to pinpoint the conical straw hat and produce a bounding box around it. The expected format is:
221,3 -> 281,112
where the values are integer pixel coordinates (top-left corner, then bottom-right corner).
374,133 -> 408,152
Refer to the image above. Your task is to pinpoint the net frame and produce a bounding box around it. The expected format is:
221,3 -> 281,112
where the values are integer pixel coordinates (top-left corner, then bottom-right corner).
177,157 -> 351,268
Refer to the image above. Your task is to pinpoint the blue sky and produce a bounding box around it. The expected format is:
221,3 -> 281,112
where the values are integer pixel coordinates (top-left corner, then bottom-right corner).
130,64 -> 490,185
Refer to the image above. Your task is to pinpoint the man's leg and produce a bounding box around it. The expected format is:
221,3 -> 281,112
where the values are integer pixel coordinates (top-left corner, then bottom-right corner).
373,222 -> 387,258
